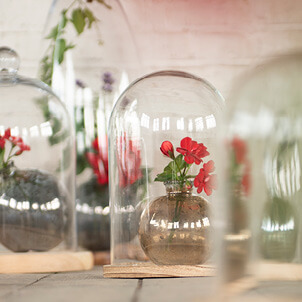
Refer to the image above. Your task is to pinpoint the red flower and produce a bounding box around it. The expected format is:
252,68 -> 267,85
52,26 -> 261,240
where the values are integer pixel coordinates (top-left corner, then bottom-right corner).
0,128 -> 30,155
176,137 -> 209,165
4,128 -> 11,139
194,160 -> 217,196
0,137 -> 5,149
15,142 -> 31,155
160,141 -> 174,158
86,137 -> 109,185
117,136 -> 142,187
231,137 -> 247,164
241,161 -> 251,196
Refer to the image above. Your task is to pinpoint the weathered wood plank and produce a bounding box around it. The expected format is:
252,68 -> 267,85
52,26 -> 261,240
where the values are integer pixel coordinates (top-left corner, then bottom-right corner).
0,274 -> 49,298
0,251 -> 94,274
2,267 -> 138,302
103,262 -> 216,279
140,277 -> 217,302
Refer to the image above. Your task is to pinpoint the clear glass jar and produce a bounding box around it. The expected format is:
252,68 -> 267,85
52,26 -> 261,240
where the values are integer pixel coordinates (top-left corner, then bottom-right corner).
139,181 -> 211,265
222,54 -> 302,292
39,0 -> 139,251
0,47 -> 75,253
109,70 -> 224,265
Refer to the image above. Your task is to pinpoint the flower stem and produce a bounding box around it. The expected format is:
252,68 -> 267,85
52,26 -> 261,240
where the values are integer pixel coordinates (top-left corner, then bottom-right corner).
168,193 -> 184,243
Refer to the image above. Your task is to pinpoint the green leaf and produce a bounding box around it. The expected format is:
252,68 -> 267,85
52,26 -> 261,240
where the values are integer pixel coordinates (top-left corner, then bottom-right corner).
184,175 -> 196,179
154,172 -> 172,182
59,10 -> 68,29
76,154 -> 90,175
55,38 -> 66,64
96,0 -> 112,9
84,8 -> 96,28
45,25 -> 59,40
71,8 -> 86,35
175,154 -> 186,170
65,43 -> 75,51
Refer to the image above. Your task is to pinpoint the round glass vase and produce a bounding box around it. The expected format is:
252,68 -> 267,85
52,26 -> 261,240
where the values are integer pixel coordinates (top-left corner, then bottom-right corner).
139,181 -> 211,265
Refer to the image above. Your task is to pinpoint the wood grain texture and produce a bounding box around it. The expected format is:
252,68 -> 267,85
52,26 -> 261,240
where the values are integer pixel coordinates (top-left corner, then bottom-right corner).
103,262 -> 216,278
0,251 -> 94,274
1,267 -> 302,302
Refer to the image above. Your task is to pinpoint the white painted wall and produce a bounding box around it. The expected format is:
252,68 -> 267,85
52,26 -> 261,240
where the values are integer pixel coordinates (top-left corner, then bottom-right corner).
1,0 -> 302,99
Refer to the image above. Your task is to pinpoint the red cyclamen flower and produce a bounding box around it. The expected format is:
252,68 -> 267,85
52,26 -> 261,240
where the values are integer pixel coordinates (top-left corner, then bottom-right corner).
194,160 -> 217,196
176,137 -> 209,165
160,141 -> 174,158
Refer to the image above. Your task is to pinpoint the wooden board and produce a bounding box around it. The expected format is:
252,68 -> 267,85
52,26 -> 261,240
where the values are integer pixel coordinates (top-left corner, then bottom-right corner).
93,251 -> 110,265
103,262 -> 216,278
0,251 -> 94,274
258,262 -> 302,281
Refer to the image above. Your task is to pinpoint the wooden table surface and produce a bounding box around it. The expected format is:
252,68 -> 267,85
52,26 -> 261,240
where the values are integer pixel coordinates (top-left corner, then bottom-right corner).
0,267 -> 301,302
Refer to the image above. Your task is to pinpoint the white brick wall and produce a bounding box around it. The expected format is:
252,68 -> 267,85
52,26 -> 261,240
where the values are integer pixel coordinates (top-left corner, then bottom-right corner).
1,0 -> 302,99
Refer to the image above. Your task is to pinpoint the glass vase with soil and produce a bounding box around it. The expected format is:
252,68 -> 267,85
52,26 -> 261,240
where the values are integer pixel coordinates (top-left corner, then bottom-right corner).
139,137 -> 217,265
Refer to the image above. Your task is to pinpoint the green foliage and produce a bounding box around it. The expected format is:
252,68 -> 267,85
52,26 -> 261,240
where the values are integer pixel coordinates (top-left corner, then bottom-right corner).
39,0 -> 110,86
71,8 -> 86,34
154,154 -> 191,183
37,0 -> 111,152
76,153 -> 90,175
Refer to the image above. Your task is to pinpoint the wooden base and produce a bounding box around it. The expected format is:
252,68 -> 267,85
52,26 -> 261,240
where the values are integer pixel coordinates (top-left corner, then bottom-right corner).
258,262 -> 302,281
93,251 -> 110,266
0,251 -> 94,274
103,262 -> 216,278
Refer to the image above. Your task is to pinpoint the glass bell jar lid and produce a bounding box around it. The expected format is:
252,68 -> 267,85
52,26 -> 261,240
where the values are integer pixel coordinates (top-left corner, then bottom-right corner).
221,53 -> 302,295
0,46 -> 55,94
108,70 -> 225,269
0,46 -> 75,255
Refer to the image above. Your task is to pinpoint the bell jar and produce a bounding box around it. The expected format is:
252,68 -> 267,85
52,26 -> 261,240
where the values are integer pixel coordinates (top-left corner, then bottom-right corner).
222,54 -> 302,296
0,47 -> 80,273
39,0 -> 139,253
107,70 -> 224,275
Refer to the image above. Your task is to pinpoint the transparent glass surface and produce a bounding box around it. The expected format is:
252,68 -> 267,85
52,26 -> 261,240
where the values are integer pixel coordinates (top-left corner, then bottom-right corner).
109,70 -> 224,265
139,181 -> 211,265
0,47 -> 75,253
223,54 -> 302,289
39,0 -> 139,251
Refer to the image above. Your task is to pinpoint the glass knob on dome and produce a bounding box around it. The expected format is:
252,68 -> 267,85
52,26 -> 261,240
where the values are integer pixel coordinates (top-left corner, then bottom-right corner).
0,47 -> 20,74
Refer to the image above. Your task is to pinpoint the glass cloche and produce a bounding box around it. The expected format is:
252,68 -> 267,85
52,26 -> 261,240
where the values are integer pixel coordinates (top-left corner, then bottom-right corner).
222,54 -> 302,297
108,70 -> 224,267
0,47 -> 76,255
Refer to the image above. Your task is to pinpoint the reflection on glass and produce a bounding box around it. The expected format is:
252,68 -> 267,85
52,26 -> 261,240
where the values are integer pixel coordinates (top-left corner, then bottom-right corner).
261,139 -> 299,261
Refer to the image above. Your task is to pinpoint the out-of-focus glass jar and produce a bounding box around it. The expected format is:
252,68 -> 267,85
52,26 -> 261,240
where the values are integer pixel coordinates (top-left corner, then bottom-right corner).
39,0 -> 138,251
108,70 -> 224,266
0,47 -> 76,254
222,54 -> 302,296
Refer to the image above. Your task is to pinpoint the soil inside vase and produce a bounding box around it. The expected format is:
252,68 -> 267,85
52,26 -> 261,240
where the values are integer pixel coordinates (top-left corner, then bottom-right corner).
76,177 -> 110,251
0,169 -> 68,252
139,194 -> 212,265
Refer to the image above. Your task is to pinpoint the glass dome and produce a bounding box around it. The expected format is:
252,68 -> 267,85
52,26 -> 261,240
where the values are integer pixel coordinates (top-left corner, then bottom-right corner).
222,54 -> 302,294
39,0 -> 139,252
108,70 -> 224,266
0,47 -> 75,254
